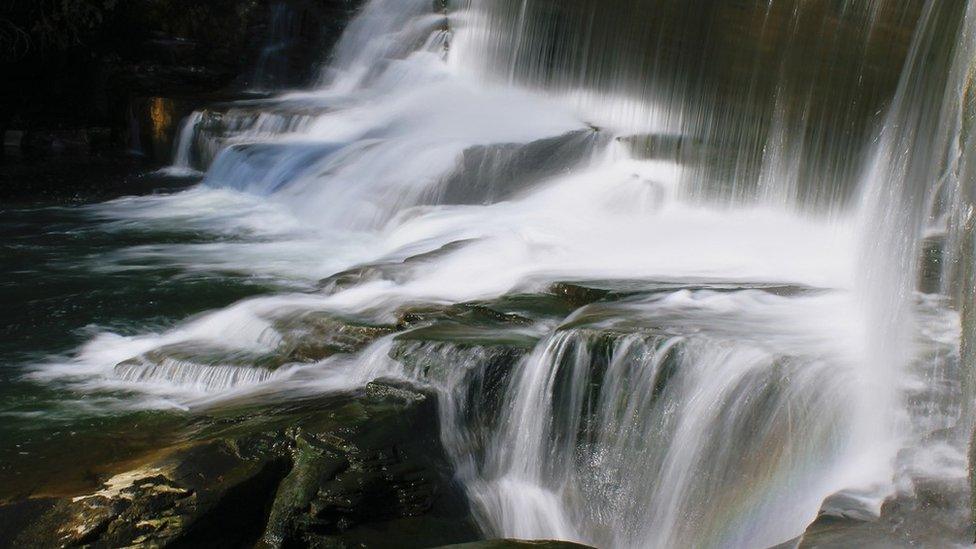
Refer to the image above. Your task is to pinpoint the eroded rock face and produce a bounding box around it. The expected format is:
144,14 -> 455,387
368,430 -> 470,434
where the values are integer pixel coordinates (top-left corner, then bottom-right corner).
0,381 -> 478,548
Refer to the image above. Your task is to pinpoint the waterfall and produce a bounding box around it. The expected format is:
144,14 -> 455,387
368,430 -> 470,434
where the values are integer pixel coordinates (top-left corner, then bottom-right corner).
854,0 -> 976,453
408,289 -> 874,548
48,0 -> 976,546
451,0 -> 925,210
163,111 -> 204,176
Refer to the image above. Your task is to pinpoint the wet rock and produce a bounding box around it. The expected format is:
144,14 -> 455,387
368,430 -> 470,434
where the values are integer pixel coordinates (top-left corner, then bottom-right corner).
435,130 -> 608,205
0,380 -> 478,548
260,433 -> 349,547
0,499 -> 58,547
392,301 -> 539,384
396,303 -> 533,332
256,381 -> 479,547
547,282 -> 612,309
391,338 -> 527,384
547,279 -> 817,311
86,127 -> 115,154
3,0 -> 366,167
386,337 -> 527,470
438,541 -> 595,549
275,312 -> 395,362
796,478 -> 975,548
319,263 -> 394,294
6,439 -> 289,548
318,239 -> 477,294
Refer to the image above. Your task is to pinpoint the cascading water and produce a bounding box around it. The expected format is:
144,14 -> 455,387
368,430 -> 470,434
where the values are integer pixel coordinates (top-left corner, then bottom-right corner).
163,111 -> 205,176
452,292 -> 871,548
30,0 -> 976,546
855,0 -> 976,473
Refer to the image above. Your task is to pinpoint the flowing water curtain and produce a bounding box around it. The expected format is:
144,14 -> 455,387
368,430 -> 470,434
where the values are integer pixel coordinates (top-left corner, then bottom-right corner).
915,2 -> 976,505
856,0 -> 976,438
440,324 -> 863,548
452,0 -> 925,210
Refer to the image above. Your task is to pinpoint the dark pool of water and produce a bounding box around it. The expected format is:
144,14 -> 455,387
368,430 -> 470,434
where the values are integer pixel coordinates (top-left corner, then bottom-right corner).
0,163 -> 284,498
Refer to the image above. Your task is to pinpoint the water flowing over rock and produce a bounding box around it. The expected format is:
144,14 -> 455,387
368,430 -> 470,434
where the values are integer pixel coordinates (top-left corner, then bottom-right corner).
5,0 -> 976,547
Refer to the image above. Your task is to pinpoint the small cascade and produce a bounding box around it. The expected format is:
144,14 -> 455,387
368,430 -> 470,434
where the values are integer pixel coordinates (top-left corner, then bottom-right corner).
163,111 -> 204,175
321,0 -> 449,91
114,357 -> 276,393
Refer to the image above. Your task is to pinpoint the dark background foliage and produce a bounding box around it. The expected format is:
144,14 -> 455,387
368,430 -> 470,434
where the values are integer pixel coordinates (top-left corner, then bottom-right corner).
0,0 -> 358,141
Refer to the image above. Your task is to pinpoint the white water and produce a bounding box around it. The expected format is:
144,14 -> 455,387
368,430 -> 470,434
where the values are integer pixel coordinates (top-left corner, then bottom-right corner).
159,111 -> 204,176
34,0 -> 976,546
444,291 -> 878,548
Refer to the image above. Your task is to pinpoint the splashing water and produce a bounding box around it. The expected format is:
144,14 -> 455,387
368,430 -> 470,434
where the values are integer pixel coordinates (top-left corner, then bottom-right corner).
28,0 -> 976,546
161,111 -> 204,176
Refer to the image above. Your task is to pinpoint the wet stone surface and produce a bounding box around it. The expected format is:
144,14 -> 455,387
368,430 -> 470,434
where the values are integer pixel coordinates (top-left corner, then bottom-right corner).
0,380 -> 479,549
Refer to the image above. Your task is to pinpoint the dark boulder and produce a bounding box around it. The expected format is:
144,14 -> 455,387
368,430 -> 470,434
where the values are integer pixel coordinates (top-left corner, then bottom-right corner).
0,380 -> 480,548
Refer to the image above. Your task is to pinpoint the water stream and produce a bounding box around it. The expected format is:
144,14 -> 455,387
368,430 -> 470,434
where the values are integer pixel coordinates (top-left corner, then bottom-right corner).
5,0 -> 976,547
